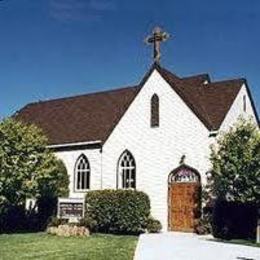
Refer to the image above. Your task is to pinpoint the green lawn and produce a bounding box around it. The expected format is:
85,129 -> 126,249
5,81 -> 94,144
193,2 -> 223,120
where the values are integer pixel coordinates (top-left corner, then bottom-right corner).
210,238 -> 260,248
0,233 -> 138,260
225,239 -> 260,247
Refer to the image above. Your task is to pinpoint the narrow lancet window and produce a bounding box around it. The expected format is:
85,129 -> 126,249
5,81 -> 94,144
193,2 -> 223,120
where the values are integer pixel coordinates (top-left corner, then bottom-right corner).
243,95 -> 247,112
75,154 -> 90,191
151,94 -> 159,127
118,151 -> 136,189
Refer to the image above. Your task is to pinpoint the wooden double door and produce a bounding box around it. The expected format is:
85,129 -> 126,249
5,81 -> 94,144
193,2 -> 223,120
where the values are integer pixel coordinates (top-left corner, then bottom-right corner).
168,182 -> 201,232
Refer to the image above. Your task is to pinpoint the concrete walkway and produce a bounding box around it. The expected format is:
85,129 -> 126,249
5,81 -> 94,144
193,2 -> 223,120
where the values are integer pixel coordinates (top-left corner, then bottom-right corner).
134,232 -> 260,260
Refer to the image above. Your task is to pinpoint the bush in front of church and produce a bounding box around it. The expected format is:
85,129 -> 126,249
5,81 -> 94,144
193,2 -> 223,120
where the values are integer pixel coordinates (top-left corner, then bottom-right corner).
84,189 -> 161,234
211,199 -> 257,240
146,217 -> 162,233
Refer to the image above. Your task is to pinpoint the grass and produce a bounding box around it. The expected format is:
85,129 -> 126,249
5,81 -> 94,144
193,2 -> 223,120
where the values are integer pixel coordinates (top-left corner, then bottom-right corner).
0,232 -> 138,260
223,239 -> 260,248
210,238 -> 260,248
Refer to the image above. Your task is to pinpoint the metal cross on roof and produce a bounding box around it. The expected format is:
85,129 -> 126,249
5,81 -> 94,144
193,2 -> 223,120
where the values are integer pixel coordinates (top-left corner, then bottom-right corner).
145,26 -> 170,64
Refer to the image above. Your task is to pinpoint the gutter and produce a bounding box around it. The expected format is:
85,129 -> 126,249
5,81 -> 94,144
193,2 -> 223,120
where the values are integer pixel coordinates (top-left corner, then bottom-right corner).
47,140 -> 102,149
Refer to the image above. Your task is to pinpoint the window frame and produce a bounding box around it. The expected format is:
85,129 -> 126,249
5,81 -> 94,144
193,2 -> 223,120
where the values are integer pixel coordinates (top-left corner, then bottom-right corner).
117,150 -> 136,190
151,94 -> 160,128
243,94 -> 247,112
74,154 -> 91,192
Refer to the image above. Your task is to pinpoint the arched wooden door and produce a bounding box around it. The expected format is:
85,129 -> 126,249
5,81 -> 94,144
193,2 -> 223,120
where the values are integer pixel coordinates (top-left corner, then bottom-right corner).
168,165 -> 201,232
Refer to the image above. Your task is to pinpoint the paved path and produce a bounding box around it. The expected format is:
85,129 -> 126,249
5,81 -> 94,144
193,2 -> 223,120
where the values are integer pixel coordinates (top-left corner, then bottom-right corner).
134,232 -> 260,260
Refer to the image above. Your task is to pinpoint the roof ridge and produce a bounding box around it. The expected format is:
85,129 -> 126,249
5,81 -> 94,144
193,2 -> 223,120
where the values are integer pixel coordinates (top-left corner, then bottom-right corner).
182,73 -> 209,80
208,78 -> 245,85
157,65 -> 181,80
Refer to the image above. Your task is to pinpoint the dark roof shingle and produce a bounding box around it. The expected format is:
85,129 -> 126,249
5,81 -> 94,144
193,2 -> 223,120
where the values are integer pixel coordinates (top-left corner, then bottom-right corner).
157,66 -> 244,130
16,86 -> 140,145
16,64 -> 248,145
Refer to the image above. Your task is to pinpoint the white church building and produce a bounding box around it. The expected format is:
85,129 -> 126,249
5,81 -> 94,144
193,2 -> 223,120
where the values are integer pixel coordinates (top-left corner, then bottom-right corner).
16,43 -> 259,231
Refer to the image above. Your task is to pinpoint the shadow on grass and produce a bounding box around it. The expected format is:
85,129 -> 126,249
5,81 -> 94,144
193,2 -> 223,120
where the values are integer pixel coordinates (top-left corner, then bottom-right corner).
206,238 -> 260,248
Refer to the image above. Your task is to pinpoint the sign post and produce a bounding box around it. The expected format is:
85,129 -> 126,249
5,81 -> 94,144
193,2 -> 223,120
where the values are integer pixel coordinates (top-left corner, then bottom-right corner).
257,220 -> 260,244
257,208 -> 260,244
57,198 -> 84,223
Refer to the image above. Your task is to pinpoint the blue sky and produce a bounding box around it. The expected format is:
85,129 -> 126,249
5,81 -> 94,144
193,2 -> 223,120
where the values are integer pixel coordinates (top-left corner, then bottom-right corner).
0,0 -> 259,118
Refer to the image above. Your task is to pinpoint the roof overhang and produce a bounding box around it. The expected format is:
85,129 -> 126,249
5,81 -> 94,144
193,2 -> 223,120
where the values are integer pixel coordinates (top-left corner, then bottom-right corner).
47,140 -> 102,152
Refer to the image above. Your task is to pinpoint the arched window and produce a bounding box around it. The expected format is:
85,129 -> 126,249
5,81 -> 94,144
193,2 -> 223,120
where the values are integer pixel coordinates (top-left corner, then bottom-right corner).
118,150 -> 136,189
243,95 -> 247,112
75,154 -> 90,191
151,94 -> 159,127
168,165 -> 200,184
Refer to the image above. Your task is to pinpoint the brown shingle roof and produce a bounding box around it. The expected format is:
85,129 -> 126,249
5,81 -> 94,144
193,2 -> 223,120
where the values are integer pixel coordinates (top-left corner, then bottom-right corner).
16,86 -> 140,145
16,64 -> 251,145
157,66 -> 244,130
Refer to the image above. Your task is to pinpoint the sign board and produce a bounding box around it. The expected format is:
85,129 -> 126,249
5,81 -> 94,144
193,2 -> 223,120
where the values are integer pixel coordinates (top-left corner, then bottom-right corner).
25,198 -> 37,211
57,198 -> 84,220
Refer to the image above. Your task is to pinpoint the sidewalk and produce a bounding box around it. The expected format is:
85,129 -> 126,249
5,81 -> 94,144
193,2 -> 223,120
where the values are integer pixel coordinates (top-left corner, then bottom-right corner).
134,232 -> 260,260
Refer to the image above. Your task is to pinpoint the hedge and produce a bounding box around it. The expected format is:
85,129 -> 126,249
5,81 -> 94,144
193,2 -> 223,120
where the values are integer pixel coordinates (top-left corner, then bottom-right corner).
0,204 -> 26,233
146,217 -> 162,233
0,196 -> 57,233
84,189 -> 152,234
212,199 -> 258,240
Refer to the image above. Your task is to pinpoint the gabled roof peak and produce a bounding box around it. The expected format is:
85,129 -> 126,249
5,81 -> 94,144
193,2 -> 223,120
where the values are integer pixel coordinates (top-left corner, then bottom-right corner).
15,64 -> 255,146
148,64 -> 245,130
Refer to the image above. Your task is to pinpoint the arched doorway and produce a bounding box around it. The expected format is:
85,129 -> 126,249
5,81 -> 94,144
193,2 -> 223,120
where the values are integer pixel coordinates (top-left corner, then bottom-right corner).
168,165 -> 201,232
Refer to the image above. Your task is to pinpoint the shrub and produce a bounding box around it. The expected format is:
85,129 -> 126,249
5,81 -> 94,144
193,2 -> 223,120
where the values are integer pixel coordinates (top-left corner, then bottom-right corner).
212,199 -> 257,240
194,216 -> 212,235
146,217 -> 162,233
79,216 -> 97,232
47,216 -> 68,227
0,204 -> 26,233
85,189 -> 150,234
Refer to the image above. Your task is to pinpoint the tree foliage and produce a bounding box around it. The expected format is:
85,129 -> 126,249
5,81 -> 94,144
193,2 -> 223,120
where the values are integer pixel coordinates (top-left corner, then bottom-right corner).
208,118 -> 260,204
0,118 -> 69,209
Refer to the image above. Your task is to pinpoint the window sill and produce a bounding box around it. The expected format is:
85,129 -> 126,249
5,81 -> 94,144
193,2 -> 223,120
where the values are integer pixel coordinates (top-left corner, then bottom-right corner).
74,189 -> 90,193
118,187 -> 136,190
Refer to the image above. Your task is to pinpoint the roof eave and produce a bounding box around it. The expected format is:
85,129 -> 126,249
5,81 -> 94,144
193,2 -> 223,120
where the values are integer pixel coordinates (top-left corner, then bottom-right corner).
242,79 -> 260,126
47,140 -> 102,152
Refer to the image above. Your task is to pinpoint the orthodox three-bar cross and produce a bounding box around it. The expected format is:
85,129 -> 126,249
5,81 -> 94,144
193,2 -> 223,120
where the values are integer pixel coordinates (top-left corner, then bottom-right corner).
145,26 -> 170,63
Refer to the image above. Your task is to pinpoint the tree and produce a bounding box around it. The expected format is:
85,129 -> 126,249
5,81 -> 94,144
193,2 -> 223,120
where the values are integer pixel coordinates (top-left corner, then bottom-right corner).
208,118 -> 260,204
0,118 -> 69,209
207,118 -> 260,240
